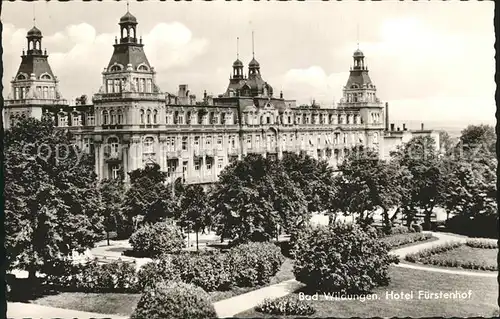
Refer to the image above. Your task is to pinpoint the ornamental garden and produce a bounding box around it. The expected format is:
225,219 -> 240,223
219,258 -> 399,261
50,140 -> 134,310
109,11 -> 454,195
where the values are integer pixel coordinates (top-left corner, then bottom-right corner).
5,117 -> 498,318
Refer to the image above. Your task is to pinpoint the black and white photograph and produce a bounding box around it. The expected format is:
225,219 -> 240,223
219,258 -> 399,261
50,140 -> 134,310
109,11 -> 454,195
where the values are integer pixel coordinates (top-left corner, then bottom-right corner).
2,1 -> 497,318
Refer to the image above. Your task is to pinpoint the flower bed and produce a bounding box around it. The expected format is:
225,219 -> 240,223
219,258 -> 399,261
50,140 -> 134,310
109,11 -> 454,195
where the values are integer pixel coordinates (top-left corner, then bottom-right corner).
255,296 -> 316,316
405,242 -> 497,271
380,232 -> 434,249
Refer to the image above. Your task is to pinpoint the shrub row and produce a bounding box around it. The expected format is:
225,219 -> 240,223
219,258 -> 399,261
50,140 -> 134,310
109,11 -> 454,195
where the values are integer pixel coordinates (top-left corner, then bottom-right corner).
131,281 -> 216,319
140,242 -> 285,292
294,223 -> 399,294
255,296 -> 316,316
380,232 -> 433,249
404,242 -> 463,263
404,241 -> 497,271
446,214 -> 498,239
44,259 -> 139,293
465,238 -> 498,249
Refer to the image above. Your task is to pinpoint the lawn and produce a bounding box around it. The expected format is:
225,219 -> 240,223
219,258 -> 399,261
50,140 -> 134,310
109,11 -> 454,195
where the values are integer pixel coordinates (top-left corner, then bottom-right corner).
30,257 -> 295,315
237,265 -> 498,318
32,292 -> 141,316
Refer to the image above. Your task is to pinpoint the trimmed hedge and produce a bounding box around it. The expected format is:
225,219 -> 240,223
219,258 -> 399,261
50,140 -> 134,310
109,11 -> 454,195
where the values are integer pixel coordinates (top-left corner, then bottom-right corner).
44,259 -> 139,293
255,296 -> 316,315
446,214 -> 498,239
228,242 -> 285,287
466,238 -> 497,249
131,281 -> 217,319
380,232 -> 433,249
293,223 -> 399,294
404,242 -> 497,271
173,251 -> 233,292
137,255 -> 181,291
411,224 -> 423,233
129,221 -> 185,258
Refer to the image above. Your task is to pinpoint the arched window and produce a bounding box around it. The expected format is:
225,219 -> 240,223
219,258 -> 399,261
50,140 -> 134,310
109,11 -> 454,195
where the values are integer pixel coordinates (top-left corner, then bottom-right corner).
17,74 -> 26,80
29,41 -> 33,50
130,27 -> 135,38
138,64 -> 149,71
41,74 -> 51,80
140,109 -> 144,124
102,110 -> 109,125
110,110 -> 116,124
110,65 -> 121,72
153,110 -> 158,124
114,80 -> 120,93
122,28 -> 126,38
143,137 -> 154,154
146,109 -> 151,124
117,110 -> 123,124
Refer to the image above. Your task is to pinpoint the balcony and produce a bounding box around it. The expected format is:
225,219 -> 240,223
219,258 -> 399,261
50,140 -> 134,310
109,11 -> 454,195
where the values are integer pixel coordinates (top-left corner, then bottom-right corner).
104,151 -> 121,162
5,98 -> 69,106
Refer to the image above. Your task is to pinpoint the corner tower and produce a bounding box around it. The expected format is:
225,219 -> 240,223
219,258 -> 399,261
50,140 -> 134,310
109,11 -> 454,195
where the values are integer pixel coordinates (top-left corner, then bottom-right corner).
92,9 -> 165,181
4,25 -> 67,129
338,47 -> 385,153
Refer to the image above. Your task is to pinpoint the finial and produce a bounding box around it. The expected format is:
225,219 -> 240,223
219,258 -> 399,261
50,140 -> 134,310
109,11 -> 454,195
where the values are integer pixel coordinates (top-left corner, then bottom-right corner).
356,23 -> 360,49
33,2 -> 36,26
127,0 -> 130,12
236,37 -> 239,59
252,30 -> 255,58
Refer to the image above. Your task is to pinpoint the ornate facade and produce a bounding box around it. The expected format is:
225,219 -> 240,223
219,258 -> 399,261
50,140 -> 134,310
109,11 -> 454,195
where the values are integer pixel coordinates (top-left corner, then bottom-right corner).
5,11 -> 439,185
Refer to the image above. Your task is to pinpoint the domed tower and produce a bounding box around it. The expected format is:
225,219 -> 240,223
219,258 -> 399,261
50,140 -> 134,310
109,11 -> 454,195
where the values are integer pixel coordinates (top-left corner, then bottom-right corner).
338,46 -> 385,155
4,25 -> 67,129
92,9 -> 165,181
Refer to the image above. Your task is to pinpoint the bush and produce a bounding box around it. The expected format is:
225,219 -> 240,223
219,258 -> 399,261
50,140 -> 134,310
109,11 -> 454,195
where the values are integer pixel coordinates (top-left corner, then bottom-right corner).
411,224 -> 423,233
466,238 -> 497,249
131,281 -> 217,319
137,256 -> 181,291
255,296 -> 316,315
172,251 -> 233,292
228,242 -> 285,287
129,221 -> 185,258
293,223 -> 399,294
380,232 -> 433,249
44,259 -> 139,293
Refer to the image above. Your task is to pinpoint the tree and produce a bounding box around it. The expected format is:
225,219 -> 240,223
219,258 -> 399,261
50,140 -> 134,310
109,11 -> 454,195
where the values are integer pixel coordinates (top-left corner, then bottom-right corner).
392,135 -> 445,229
211,154 -> 307,244
179,185 -> 211,251
335,149 -> 408,231
99,178 -> 126,241
458,124 -> 495,154
438,130 -> 456,154
4,116 -> 103,280
280,152 -> 336,214
122,164 -> 178,233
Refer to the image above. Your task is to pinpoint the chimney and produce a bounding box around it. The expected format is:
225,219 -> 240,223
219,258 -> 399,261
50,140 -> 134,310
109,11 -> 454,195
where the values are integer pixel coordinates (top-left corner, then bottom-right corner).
390,123 -> 395,131
385,102 -> 389,131
403,123 -> 407,131
397,127 -> 400,131
421,123 -> 424,130
280,91 -> 283,99
204,90 -> 207,99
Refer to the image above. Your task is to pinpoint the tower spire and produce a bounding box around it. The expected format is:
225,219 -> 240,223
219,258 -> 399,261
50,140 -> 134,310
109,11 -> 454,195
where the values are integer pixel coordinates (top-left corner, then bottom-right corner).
127,0 -> 130,12
356,23 -> 359,49
33,2 -> 36,26
252,30 -> 255,58
237,37 -> 239,59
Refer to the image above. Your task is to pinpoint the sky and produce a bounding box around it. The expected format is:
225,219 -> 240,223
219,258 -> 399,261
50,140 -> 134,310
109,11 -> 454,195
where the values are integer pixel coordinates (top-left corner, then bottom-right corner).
2,1 -> 495,128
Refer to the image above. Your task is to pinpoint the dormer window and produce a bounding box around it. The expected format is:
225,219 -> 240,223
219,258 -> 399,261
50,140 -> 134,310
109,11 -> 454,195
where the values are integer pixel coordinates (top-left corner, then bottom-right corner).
17,74 -> 27,80
110,65 -> 122,72
138,64 -> 149,71
40,74 -> 51,80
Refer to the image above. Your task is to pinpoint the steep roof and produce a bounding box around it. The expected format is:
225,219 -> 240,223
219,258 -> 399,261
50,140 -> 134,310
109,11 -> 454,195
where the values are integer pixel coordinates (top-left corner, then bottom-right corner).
16,54 -> 55,79
345,70 -> 373,88
106,43 -> 151,70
